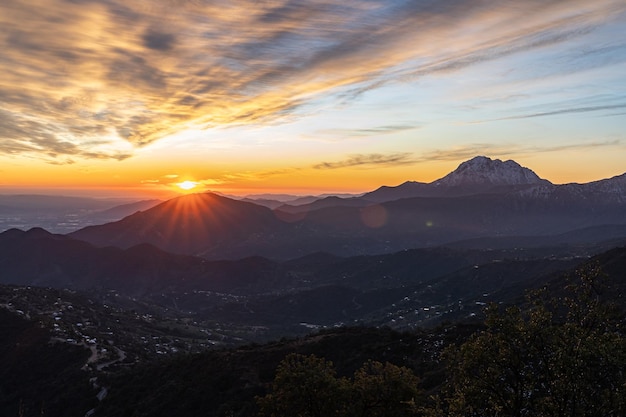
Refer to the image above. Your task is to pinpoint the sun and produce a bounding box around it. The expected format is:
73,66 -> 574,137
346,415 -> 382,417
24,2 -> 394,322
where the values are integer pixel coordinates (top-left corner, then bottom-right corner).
177,180 -> 198,191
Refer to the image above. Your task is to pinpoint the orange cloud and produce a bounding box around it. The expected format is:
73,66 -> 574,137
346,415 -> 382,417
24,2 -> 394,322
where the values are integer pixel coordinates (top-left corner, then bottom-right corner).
0,0 -> 624,162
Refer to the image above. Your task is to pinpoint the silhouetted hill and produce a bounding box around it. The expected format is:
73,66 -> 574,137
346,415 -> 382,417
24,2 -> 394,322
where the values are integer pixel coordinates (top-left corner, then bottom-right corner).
362,156 -> 625,204
275,196 -> 373,214
0,228 -> 206,293
70,193 -> 289,257
0,228 -> 294,295
295,192 -> 626,251
363,156 -> 550,202
201,256 -> 579,329
443,224 -> 626,250
0,226 -> 585,331
65,158 -> 626,260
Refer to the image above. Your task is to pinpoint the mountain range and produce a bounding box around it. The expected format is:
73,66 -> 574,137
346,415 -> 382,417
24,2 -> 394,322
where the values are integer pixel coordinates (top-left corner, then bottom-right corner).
0,155 -> 623,329
68,156 -> 626,259
1,155 -> 625,325
1,156 -> 625,417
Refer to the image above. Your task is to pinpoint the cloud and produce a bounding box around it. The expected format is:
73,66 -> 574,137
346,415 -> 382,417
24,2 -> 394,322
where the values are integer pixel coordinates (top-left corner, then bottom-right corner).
317,124 -> 419,138
0,109 -> 132,163
314,153 -> 416,170
417,140 -> 624,162
492,103 -> 626,121
142,29 -> 177,51
221,167 -> 301,182
0,0 -> 624,159
466,94 -> 626,124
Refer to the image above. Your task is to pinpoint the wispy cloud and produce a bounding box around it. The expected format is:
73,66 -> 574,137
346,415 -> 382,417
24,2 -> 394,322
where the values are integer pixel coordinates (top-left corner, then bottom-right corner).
314,153 -> 415,170
0,0 -> 624,160
0,110 -> 132,163
316,124 -> 419,138
465,93 -> 626,124
492,103 -> 626,121
418,140 -> 624,162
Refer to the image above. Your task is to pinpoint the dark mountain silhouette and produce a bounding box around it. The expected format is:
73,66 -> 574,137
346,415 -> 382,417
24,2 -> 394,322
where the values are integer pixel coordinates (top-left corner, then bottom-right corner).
363,156 -> 549,202
275,195 -> 374,214
0,226 -> 584,312
70,192 -> 289,257
291,191 -> 626,253
0,228 -> 300,295
66,157 -> 626,259
199,246 -> 580,329
443,224 -> 626,251
239,197 -> 286,209
361,181 -> 432,203
363,156 -> 626,204
0,228 -> 209,294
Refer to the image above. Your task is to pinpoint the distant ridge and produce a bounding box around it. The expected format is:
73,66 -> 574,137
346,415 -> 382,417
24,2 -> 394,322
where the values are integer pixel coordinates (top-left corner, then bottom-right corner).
67,157 -> 626,259
69,192 -> 287,257
364,156 -> 550,201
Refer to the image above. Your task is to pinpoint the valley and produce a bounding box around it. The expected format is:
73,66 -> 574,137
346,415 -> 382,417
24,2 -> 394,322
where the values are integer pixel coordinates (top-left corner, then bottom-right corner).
1,156 -> 625,417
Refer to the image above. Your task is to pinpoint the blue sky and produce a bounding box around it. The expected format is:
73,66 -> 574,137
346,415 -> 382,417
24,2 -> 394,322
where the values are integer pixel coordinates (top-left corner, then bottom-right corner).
0,0 -> 625,196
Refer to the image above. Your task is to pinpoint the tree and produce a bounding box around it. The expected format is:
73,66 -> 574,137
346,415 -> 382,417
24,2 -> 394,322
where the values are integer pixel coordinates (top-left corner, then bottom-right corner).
257,353 -> 347,417
257,354 -> 421,417
350,360 -> 420,417
438,266 -> 626,417
442,304 -> 551,417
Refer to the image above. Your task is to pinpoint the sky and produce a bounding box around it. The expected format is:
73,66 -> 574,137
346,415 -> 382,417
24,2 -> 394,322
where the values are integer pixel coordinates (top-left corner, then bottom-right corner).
1,0 -> 625,198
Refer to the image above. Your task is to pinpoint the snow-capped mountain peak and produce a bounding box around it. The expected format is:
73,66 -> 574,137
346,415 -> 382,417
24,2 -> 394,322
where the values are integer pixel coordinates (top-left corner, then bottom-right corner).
433,156 -> 549,187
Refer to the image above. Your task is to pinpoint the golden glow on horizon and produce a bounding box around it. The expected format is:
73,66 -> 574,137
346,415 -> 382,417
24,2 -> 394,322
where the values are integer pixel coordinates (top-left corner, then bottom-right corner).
1,146 -> 625,199
0,1 -> 624,197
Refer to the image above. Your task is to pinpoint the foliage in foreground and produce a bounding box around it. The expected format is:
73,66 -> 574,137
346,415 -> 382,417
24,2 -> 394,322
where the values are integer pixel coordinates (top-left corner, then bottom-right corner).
92,259 -> 625,417
257,265 -> 626,417
432,265 -> 626,417
257,353 -> 421,417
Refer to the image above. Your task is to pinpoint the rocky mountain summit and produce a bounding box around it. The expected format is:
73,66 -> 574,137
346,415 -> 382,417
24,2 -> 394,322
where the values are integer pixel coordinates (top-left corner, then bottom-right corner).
433,156 -> 549,187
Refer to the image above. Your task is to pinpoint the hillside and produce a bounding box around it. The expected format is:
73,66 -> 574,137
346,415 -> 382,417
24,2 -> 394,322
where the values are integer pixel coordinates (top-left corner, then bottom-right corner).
0,244 -> 624,416
69,193 -> 289,257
